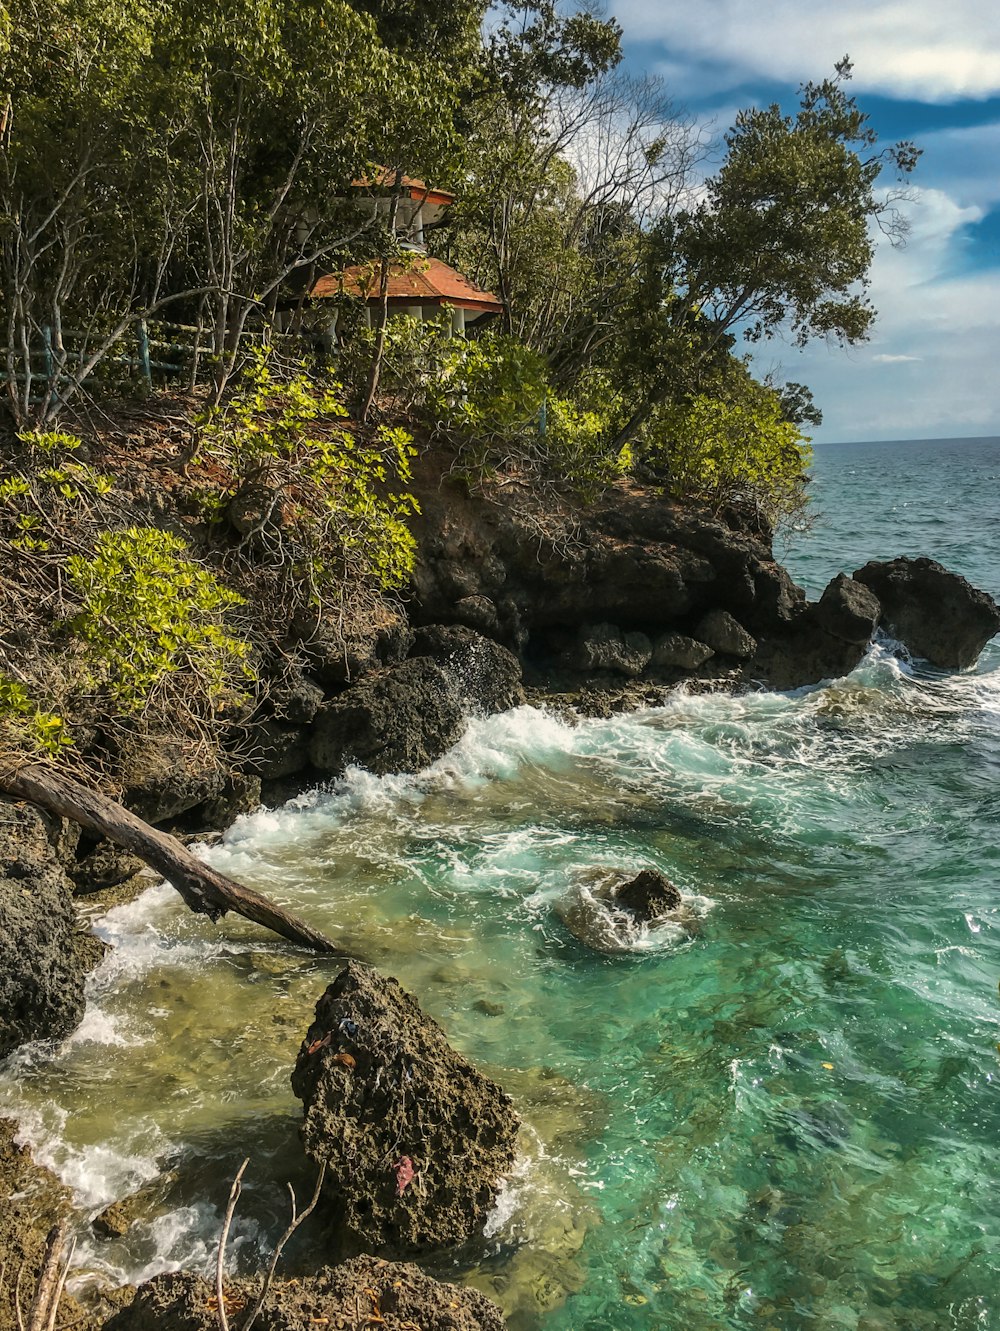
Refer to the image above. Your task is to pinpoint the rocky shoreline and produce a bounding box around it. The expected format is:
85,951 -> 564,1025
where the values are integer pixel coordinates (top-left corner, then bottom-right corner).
3,464 -> 1000,1331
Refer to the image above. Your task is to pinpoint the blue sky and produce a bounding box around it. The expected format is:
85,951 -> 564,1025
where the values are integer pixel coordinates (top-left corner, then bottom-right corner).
611,0 -> 1000,443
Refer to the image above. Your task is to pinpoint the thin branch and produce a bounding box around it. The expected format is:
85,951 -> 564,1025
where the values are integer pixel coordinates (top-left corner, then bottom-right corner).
215,1158 -> 250,1331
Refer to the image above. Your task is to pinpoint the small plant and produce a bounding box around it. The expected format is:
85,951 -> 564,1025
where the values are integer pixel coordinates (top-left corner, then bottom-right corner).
16,429 -> 83,454
0,675 -> 73,755
66,528 -> 254,711
198,347 -> 420,602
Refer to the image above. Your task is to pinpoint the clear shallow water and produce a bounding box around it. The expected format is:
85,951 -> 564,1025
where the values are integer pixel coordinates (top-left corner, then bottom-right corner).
3,436 -> 1000,1330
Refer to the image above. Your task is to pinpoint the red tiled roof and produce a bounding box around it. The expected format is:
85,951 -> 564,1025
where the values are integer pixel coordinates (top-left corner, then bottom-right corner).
311,257 -> 503,314
350,169 -> 455,208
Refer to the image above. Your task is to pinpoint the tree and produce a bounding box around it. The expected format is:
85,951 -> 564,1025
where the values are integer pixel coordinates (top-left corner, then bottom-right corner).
0,0 -> 461,424
643,354 -> 813,527
608,59 -> 920,450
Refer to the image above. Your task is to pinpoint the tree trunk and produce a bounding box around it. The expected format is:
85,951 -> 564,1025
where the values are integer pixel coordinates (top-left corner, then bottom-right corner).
1,764 -> 342,955
360,169 -> 404,424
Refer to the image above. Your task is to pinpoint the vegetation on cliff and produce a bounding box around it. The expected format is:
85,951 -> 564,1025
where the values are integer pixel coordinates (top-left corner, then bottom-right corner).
0,0 -> 919,772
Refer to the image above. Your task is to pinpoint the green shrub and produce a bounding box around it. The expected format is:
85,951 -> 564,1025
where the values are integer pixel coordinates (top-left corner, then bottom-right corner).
0,675 -> 73,756
66,528 -> 253,711
643,363 -> 812,526
198,348 -> 420,601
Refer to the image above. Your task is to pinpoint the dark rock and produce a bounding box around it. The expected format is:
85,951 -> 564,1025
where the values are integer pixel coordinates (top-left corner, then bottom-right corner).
0,799 -> 89,1058
192,771 -> 261,830
245,719 -> 311,781
69,844 -> 145,895
298,605 -> 414,686
751,620 -> 871,691
104,1258 -> 506,1331
814,574 -> 881,644
695,609 -> 757,659
853,556 -> 1000,669
269,670 -> 325,724
616,869 -> 683,920
453,594 -> 500,633
409,625 -> 525,714
118,736 -> 228,825
563,623 -> 652,677
309,659 -> 466,776
650,632 -> 714,670
291,962 -> 519,1253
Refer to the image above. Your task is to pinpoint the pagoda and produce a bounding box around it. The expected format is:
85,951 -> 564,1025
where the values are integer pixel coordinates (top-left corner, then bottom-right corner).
311,172 -> 503,338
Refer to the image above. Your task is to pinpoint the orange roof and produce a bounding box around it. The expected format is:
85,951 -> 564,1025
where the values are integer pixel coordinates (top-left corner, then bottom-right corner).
312,257 -> 503,315
350,169 -> 455,208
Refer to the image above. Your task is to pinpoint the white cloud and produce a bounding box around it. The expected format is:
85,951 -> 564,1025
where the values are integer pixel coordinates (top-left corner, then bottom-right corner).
617,0 -> 1000,102
755,187 -> 1000,441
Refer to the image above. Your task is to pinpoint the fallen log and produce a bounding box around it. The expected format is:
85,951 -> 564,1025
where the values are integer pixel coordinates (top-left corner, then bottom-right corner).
1,763 -> 341,954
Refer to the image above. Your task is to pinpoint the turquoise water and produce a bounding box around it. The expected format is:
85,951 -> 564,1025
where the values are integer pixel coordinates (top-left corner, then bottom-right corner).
3,436 -> 1000,1330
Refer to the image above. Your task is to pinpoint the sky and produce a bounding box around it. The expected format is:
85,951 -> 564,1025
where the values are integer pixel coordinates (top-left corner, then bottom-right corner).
613,0 -> 1000,444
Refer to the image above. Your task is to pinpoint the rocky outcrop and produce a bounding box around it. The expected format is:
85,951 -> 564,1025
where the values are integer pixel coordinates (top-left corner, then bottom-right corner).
411,477 -> 805,657
0,799 -> 88,1058
308,657 -> 466,777
291,963 -> 519,1253
409,624 -> 525,714
751,573 -> 881,690
814,573 -> 881,645
0,1119 -> 97,1331
854,557 -> 1000,669
105,1258 -> 507,1331
308,630 -> 526,778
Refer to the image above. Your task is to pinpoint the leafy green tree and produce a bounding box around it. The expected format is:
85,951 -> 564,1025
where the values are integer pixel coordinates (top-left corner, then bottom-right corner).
643,357 -> 812,527
608,59 -> 919,450
1,0 -> 462,424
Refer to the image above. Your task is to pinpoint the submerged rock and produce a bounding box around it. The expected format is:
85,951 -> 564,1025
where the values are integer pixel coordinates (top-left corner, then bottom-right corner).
557,868 -> 690,955
0,799 -> 89,1058
291,962 -> 519,1253
853,556 -> 1000,669
616,869 -> 683,920
308,658 -> 466,776
105,1257 -> 506,1331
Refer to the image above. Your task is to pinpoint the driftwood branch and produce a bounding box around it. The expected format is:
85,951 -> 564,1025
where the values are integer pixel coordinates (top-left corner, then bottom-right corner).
25,1219 -> 73,1331
1,763 -> 340,954
215,1158 -> 249,1331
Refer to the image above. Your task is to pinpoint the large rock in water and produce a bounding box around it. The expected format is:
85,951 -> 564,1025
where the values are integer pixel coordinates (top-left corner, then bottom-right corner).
0,799 -> 88,1058
291,963 -> 519,1253
853,557 -> 1000,669
409,624 -> 525,713
308,657 -> 466,776
105,1257 -> 506,1331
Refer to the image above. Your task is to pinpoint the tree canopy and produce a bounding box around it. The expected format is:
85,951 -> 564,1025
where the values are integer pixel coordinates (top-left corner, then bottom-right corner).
1,0 -> 918,526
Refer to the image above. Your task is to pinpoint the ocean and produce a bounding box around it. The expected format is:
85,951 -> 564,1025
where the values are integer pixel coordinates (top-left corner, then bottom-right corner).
3,435 -> 999,1331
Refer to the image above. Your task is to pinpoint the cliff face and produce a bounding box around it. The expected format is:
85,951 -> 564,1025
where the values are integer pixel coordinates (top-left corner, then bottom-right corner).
411,474 -> 804,654
3,440 -> 999,1067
